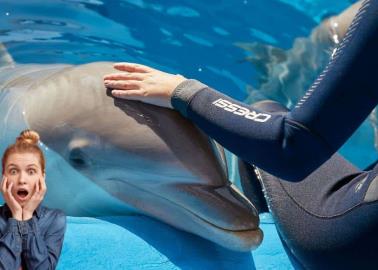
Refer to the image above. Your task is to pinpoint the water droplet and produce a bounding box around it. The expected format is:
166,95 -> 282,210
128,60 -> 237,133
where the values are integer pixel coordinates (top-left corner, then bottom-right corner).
198,67 -> 202,72
243,0 -> 248,4
5,12 -> 10,16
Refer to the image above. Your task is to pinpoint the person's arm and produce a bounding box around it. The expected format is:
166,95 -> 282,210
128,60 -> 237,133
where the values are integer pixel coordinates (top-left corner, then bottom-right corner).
23,211 -> 66,270
0,177 -> 23,269
172,0 -> 378,180
106,66 -> 331,181
104,0 -> 378,181
21,178 -> 66,270
0,219 -> 22,270
171,80 -> 333,181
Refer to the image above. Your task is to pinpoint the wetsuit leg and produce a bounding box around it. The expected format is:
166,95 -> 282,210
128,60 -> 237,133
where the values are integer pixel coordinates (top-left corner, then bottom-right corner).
237,102 -> 378,269
250,156 -> 378,269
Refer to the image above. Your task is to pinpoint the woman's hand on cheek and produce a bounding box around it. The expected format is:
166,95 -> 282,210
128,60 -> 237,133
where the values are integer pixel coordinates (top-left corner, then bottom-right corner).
1,176 -> 22,220
103,62 -> 187,108
22,177 -> 46,221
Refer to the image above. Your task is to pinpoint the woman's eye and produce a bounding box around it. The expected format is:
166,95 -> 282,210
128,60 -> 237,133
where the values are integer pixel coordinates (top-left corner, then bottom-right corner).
9,169 -> 17,175
28,169 -> 36,175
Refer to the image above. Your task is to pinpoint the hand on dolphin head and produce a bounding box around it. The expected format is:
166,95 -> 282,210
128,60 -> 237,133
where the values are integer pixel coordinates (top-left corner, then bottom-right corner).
103,62 -> 186,108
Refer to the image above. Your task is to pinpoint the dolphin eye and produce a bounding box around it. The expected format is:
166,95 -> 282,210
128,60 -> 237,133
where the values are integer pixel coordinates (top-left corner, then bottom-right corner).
68,148 -> 90,168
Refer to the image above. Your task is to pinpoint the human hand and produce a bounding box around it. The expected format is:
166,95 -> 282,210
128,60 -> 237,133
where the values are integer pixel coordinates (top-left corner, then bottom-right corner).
22,177 -> 46,220
103,62 -> 187,108
1,176 -> 22,220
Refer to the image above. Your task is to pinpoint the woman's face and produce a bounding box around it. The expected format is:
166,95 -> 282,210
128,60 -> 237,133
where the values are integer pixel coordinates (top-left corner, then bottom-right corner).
3,152 -> 44,206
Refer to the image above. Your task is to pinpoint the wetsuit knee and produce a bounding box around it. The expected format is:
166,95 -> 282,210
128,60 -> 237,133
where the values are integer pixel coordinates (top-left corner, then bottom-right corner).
248,153 -> 378,269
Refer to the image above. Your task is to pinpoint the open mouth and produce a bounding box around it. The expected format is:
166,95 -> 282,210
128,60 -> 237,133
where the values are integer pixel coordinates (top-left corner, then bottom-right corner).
16,189 -> 29,200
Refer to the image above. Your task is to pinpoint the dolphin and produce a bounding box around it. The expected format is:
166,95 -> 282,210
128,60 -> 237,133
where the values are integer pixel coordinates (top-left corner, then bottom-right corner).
0,58 -> 262,251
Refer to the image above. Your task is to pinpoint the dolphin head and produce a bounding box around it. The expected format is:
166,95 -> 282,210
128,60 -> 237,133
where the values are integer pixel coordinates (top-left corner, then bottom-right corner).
16,62 -> 262,251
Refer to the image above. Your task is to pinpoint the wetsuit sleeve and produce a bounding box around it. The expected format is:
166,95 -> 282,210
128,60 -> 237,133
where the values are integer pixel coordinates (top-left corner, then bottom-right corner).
0,218 -> 22,270
172,80 -> 331,181
171,0 -> 378,181
23,212 -> 66,270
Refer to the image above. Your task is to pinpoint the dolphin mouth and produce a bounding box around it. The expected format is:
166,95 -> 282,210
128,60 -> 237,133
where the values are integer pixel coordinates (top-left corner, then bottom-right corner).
107,177 -> 258,232
107,178 -> 251,232
106,177 -> 262,251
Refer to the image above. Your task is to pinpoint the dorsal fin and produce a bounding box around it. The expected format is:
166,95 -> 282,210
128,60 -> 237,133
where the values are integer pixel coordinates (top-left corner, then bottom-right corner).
0,43 -> 14,68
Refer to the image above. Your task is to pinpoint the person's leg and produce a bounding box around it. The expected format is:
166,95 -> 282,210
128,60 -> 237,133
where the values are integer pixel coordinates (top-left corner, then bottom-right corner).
239,102 -> 378,269
248,155 -> 378,269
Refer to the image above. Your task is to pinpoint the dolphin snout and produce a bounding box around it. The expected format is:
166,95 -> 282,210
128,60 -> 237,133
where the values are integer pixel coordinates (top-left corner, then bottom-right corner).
166,183 -> 260,231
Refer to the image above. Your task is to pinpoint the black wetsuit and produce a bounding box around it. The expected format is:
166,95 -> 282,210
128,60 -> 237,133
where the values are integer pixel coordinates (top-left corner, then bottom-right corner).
170,0 -> 378,268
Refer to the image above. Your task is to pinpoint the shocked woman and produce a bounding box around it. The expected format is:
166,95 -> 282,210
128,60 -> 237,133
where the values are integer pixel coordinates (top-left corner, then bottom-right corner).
0,130 -> 66,270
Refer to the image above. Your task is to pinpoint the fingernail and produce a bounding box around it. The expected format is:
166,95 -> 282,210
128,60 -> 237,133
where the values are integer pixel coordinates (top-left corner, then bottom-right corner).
113,91 -> 122,97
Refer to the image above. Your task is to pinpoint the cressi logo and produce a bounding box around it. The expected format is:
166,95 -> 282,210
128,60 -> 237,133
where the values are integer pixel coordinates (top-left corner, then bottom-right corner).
212,98 -> 271,122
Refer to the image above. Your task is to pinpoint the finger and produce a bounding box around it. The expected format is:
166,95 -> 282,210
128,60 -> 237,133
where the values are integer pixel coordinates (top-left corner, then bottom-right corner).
104,80 -> 141,90
36,180 -> 45,200
7,182 -> 13,194
103,73 -> 145,81
38,177 -> 46,195
111,89 -> 146,99
6,188 -> 20,207
36,179 -> 41,194
113,62 -> 153,73
41,177 -> 47,194
28,184 -> 39,202
1,176 -> 5,192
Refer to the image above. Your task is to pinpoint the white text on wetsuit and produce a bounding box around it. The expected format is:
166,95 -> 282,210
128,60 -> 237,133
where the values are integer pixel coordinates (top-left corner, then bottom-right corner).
212,98 -> 271,122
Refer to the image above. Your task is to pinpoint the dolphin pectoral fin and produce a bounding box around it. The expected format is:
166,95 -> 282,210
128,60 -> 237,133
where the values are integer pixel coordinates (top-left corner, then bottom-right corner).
0,43 -> 14,67
209,139 -> 229,179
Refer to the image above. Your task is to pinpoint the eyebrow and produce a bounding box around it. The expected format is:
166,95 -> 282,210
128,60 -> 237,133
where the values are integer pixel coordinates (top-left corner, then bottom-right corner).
6,164 -> 39,168
26,164 -> 39,169
6,164 -> 18,168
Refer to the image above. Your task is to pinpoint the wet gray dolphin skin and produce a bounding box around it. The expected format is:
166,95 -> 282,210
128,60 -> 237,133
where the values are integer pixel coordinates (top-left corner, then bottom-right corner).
0,62 -> 262,251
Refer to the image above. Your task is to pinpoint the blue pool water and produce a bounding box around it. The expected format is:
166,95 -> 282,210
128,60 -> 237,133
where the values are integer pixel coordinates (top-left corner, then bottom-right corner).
1,0 -> 375,167
0,0 -> 376,269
